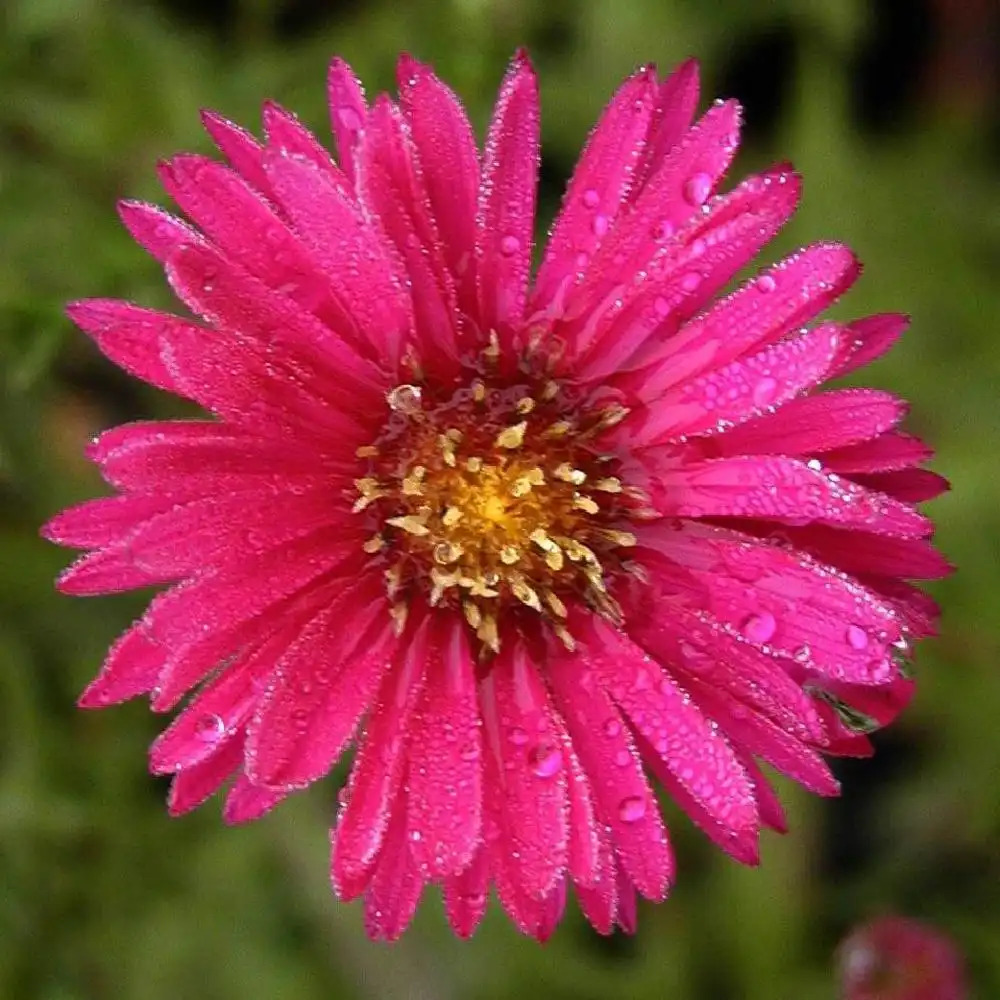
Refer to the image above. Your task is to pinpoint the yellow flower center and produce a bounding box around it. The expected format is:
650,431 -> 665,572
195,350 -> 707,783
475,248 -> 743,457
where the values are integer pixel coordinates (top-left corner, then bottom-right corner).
352,365 -> 650,655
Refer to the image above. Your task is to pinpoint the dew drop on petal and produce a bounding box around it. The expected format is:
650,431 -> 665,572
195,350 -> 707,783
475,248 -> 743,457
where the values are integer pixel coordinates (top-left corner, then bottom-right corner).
846,624 -> 870,650
752,376 -> 778,408
680,272 -> 701,293
336,106 -> 364,132
756,274 -> 777,293
592,214 -> 609,237
195,713 -> 225,744
683,172 -> 713,206
654,295 -> 671,318
582,188 -> 600,209
500,234 -> 521,256
614,748 -> 632,767
618,795 -> 647,823
508,726 -> 529,746
603,718 -> 621,738
387,384 -> 423,413
743,610 -> 777,643
529,743 -> 563,778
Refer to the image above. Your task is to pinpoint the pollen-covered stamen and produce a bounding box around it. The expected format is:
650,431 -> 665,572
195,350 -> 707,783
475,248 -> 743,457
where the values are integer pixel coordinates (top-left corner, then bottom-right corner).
353,371 -> 643,653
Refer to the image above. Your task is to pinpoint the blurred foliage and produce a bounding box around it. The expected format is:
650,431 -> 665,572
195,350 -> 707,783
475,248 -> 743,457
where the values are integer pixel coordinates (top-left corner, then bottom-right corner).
2,0 -> 999,997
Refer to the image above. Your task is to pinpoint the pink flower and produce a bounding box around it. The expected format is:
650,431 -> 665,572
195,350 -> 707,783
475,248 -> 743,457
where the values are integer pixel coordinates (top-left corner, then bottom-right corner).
44,51 -> 948,941
838,916 -> 967,1000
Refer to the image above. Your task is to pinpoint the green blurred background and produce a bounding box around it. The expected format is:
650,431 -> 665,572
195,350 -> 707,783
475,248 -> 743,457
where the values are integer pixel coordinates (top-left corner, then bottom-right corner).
2,0 -> 999,996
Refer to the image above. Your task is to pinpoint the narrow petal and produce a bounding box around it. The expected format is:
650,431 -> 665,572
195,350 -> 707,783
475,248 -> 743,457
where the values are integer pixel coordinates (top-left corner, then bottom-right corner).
262,147 -> 411,369
574,832 -> 619,935
77,625 -> 164,708
245,581 -> 392,788
624,323 -> 841,446
478,642 -> 569,898
167,732 -> 244,816
547,641 -> 674,901
223,774 -> 289,824
200,109 -> 272,196
820,431 -> 933,474
648,455 -> 931,538
42,494 -> 180,550
262,101 -> 349,192
713,389 -> 907,458
398,55 -> 480,310
327,57 -> 367,184
735,750 -> 788,833
405,623 -> 483,878
475,51 -> 539,346
531,65 -> 658,311
830,313 -> 908,377
363,790 -> 426,942
624,242 -> 860,399
581,617 -> 759,855
852,469 -> 950,503
331,612 -> 431,889
442,847 -> 489,939
117,200 -> 203,264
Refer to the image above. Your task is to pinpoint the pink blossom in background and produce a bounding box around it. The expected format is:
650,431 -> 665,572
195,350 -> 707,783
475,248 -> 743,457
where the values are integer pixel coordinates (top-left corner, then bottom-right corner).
44,51 -> 949,941
838,916 -> 967,999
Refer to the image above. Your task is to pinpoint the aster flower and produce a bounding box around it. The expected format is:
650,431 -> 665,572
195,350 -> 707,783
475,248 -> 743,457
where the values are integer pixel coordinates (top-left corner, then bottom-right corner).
837,916 -> 967,1000
44,51 -> 948,942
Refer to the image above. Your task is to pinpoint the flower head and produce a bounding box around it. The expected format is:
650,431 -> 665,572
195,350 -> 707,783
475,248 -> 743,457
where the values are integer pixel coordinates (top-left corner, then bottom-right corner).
45,51 -> 948,941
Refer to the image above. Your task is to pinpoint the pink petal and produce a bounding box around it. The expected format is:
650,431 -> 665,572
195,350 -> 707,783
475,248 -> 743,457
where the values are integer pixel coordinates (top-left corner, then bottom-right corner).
77,624 -> 164,708
245,581 -> 392,788
581,617 -> 759,855
624,242 -> 860,399
531,65 -> 658,311
547,642 -> 674,901
327,57 -> 367,184
261,101 -> 348,192
150,608 -> 317,774
478,641 -> 569,898
572,166 -> 802,378
356,96 -> 461,365
200,110 -> 272,196
713,389 -> 907,458
475,51 -> 539,347
649,454 -> 931,538
66,300 -> 184,394
167,731 -> 244,816
625,322 -> 841,446
42,494 -> 179,550
398,55 -> 480,311
735,750 -> 787,833
689,682 -> 839,795
262,147 -> 411,370
117,200 -> 203,263
820,431 -> 933,474
639,521 -> 907,685
565,98 -> 741,325
615,867 -> 639,935
363,790 -> 426,942
405,623 -> 483,878
442,847 -> 489,939
830,312 -> 908,377
164,240 -> 381,399
853,469 -> 950,503
563,737 -> 601,889
574,832 -> 619,935
631,59 -> 701,194
223,773 -> 289,824
331,612 -> 431,889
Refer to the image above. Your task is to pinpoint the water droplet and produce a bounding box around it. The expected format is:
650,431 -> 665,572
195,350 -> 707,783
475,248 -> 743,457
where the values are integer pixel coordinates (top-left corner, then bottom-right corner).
654,295 -> 671,317
529,743 -> 563,778
460,743 -> 480,762
500,234 -> 521,256
508,726 -> 529,746
582,188 -> 600,208
680,272 -> 701,293
410,829 -> 422,842
592,214 -> 609,237
614,748 -> 632,767
756,274 -> 777,293
618,795 -> 647,822
195,713 -> 225,744
386,384 -> 423,413
752,376 -> 778,408
742,610 -> 777,643
683,172 -> 713,206
575,250 -> 590,269
846,624 -> 869,650
602,718 -> 621,738
652,220 -> 675,241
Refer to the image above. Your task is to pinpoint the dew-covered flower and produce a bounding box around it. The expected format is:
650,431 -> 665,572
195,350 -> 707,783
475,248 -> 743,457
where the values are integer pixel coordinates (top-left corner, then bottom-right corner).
45,51 -> 948,941
838,916 -> 967,1000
